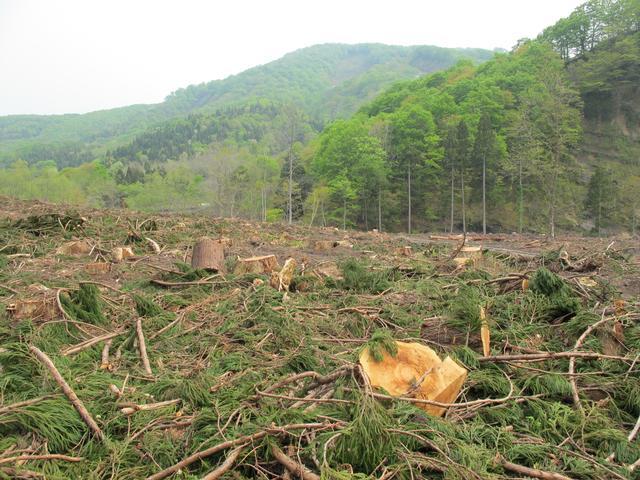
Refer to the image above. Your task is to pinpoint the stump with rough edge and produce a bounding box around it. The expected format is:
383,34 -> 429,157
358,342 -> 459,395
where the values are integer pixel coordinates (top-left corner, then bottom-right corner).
234,255 -> 279,275
191,237 -> 226,272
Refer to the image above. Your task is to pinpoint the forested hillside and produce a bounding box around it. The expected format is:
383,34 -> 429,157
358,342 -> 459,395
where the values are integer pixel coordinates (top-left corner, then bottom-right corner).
0,43 -> 493,167
0,0 -> 637,235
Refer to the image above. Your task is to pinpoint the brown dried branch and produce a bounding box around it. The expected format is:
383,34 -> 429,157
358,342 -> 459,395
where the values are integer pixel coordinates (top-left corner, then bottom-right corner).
0,454 -> 83,466
201,445 -> 246,480
496,454 -> 574,480
135,318 -> 153,376
29,345 -> 105,443
270,444 -> 320,480
146,422 -> 341,480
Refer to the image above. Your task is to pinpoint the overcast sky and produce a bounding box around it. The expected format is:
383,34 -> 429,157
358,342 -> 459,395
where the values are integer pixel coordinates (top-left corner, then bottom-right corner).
0,0 -> 585,116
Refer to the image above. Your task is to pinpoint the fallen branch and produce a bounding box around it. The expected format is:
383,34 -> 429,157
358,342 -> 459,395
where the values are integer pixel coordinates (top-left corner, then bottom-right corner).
497,454 -> 574,480
118,398 -> 181,416
570,312 -> 614,412
256,389 -> 354,405
0,283 -> 19,294
0,467 -> 42,478
62,330 -> 124,356
150,279 -> 219,287
270,444 -> 320,480
0,454 -> 83,466
29,346 -> 105,443
146,422 -> 340,480
145,237 -> 161,254
135,318 -> 153,376
201,445 -> 246,480
0,394 -> 59,415
478,351 -> 632,363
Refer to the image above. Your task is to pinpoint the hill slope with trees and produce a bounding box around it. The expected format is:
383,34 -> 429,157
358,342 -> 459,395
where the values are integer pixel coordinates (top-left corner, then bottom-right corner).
0,43 -> 494,167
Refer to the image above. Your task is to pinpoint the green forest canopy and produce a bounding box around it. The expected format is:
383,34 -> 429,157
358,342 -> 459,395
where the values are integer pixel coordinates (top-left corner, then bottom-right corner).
0,0 -> 638,235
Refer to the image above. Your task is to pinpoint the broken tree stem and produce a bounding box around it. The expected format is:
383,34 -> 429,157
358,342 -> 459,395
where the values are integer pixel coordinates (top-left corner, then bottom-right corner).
135,318 -> 153,376
62,331 -> 123,356
497,454 -> 574,480
28,345 -> 105,442
146,422 -> 339,480
570,312 -> 614,412
201,445 -> 246,480
270,444 -> 321,480
479,351 -> 631,363
0,454 -> 83,466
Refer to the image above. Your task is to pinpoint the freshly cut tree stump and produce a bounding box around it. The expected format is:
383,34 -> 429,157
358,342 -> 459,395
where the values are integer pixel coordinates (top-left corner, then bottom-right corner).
234,255 -> 279,275
191,238 -> 226,272
56,240 -> 92,256
112,246 -> 135,263
85,262 -> 112,275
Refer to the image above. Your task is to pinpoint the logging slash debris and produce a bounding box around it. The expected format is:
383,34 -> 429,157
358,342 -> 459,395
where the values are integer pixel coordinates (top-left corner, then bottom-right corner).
0,200 -> 639,479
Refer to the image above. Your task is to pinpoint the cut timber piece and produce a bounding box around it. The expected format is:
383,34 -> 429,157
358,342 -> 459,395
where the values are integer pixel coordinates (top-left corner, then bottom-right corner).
56,240 -> 92,256
85,262 -> 112,275
191,237 -> 226,272
112,246 -> 134,263
309,240 -> 336,251
270,258 -> 297,291
234,255 -> 279,275
396,246 -> 413,257
335,240 -> 353,248
359,341 -> 467,417
480,306 -> 490,357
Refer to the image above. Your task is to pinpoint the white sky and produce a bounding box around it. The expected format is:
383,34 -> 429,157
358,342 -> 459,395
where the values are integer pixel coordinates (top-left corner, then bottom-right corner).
0,0 -> 584,116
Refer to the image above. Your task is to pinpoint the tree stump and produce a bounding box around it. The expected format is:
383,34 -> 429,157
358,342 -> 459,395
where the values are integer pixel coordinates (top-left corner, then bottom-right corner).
191,238 -> 226,272
270,257 -> 297,291
234,255 -> 279,275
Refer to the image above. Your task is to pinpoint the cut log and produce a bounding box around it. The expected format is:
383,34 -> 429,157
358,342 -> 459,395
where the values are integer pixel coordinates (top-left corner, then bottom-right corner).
191,237 -> 225,272
112,246 -> 134,263
234,255 -> 279,275
308,240 -> 336,251
85,262 -> 112,275
56,240 -> 92,256
396,246 -> 413,257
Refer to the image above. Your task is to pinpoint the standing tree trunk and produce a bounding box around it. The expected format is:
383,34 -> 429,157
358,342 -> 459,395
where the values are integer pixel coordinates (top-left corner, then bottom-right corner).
378,187 -> 382,232
460,167 -> 467,234
450,165 -> 455,233
407,162 -> 412,234
343,197 -> 347,231
482,153 -> 487,235
518,156 -> 524,234
549,150 -> 559,239
287,141 -> 294,225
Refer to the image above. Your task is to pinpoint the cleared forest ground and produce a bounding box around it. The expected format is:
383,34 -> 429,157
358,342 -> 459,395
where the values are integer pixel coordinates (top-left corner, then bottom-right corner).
1,197 -> 639,479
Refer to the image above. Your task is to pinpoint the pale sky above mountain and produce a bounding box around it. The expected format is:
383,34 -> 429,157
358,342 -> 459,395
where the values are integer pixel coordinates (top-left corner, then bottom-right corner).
0,0 -> 585,116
